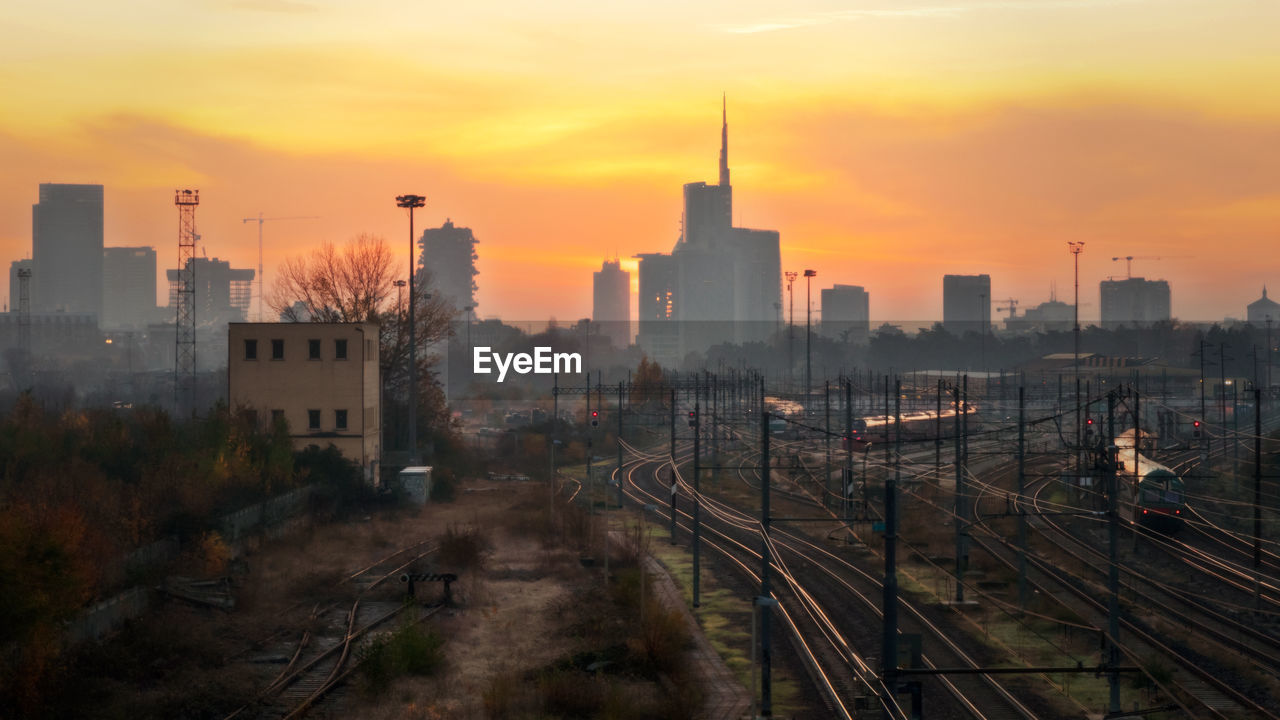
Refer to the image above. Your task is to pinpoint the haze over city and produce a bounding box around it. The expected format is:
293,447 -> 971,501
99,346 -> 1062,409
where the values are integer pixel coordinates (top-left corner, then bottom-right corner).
11,4 -> 1280,720
3,0 -> 1279,323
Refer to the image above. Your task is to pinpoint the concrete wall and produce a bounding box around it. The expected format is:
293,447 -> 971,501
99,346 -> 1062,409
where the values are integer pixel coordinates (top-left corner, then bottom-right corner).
69,485 -> 314,646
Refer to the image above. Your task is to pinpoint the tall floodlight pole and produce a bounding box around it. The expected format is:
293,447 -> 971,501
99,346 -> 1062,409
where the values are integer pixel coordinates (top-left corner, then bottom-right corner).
397,194 -> 426,464
804,269 -> 816,402
1068,241 -> 1085,484
785,271 -> 798,385
1268,316 -> 1274,395
979,292 -> 987,375
464,305 -> 474,358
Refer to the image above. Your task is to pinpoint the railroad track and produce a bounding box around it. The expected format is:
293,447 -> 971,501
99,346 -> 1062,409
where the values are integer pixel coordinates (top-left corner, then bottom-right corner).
959,467 -> 1280,719
224,540 -> 441,720
624,433 -> 1038,720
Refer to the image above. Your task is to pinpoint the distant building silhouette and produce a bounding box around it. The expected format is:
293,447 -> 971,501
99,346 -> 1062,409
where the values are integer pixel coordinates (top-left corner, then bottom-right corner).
166,257 -> 254,366
103,246 -> 159,330
1003,299 -> 1073,333
636,252 -> 679,365
1247,287 -> 1279,325
592,259 -> 630,348
635,100 -> 781,366
32,183 -> 103,319
419,219 -> 478,313
1100,277 -> 1170,328
0,312 -> 99,358
820,284 -> 870,343
943,274 -> 991,336
166,257 -> 254,327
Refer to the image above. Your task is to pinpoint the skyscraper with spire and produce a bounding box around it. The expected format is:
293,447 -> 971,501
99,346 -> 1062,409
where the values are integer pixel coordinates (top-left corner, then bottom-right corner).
636,100 -> 781,365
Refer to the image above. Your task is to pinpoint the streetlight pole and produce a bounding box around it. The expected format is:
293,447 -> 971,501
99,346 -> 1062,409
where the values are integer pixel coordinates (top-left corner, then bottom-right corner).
785,271 -> 798,385
804,269 -> 816,403
396,194 -> 426,465
464,305 -> 474,358
979,292 -> 987,375
1068,241 -> 1084,485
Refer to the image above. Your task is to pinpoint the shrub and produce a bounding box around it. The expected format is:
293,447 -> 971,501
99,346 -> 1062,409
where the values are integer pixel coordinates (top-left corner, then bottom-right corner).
195,531 -> 231,577
629,601 -> 688,677
358,622 -> 445,695
429,468 -> 457,502
437,524 -> 490,573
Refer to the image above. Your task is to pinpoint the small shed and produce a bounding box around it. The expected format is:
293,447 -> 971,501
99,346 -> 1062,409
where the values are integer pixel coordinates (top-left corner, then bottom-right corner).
398,466 -> 433,505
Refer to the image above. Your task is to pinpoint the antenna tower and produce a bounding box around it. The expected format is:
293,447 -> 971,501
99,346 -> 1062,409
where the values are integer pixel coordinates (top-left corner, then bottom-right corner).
175,189 -> 199,415
16,268 -> 31,356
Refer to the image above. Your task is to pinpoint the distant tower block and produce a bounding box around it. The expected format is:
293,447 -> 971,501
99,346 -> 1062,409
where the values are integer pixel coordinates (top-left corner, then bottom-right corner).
174,189 -> 199,415
16,268 -> 31,355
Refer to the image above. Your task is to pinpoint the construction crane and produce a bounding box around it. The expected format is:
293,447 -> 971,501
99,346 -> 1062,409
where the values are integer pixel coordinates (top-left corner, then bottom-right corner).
994,298 -> 1018,318
1109,255 -> 1189,279
242,213 -> 318,321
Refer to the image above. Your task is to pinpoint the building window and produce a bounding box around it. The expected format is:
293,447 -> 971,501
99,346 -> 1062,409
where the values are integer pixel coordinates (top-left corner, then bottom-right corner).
244,339 -> 258,360
271,409 -> 285,425
307,409 -> 321,430
308,338 -> 321,360
271,339 -> 284,360
335,409 -> 348,430
335,338 -> 348,360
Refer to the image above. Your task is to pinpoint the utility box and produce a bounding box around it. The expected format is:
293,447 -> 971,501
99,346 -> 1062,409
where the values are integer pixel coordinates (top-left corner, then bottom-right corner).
398,466 -> 433,505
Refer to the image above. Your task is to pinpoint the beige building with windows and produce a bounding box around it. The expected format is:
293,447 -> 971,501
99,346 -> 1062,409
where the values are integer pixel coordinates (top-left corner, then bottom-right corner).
228,322 -> 380,482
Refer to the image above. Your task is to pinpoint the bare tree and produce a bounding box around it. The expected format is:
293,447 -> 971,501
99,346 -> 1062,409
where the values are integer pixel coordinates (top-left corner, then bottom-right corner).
271,233 -> 396,323
269,233 -> 452,346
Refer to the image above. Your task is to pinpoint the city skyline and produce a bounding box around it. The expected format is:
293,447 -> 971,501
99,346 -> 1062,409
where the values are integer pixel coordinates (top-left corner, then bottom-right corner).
1,1 -> 1278,323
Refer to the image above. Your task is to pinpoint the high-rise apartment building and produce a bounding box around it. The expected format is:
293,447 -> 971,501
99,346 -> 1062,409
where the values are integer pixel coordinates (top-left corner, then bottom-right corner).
419,219 -> 479,312
103,246 -> 158,330
31,183 -> 103,318
1099,277 -> 1171,328
821,284 -> 870,343
592,259 -> 630,348
943,274 -> 991,336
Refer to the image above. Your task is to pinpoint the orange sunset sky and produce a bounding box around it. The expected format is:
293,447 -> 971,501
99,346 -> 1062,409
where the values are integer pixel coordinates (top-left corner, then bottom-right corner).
1,0 -> 1278,325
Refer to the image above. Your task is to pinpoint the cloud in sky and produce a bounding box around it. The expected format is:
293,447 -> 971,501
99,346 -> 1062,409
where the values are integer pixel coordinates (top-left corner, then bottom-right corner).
0,0 -> 1277,322
719,0 -> 1151,34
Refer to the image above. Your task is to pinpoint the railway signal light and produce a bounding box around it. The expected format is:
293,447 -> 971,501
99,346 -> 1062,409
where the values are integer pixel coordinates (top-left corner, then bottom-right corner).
688,410 -> 698,427
1193,419 -> 1201,438
590,410 -> 599,427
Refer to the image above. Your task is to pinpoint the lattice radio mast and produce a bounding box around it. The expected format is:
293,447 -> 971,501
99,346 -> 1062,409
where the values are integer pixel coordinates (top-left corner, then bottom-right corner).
16,268 -> 31,357
174,189 -> 199,415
